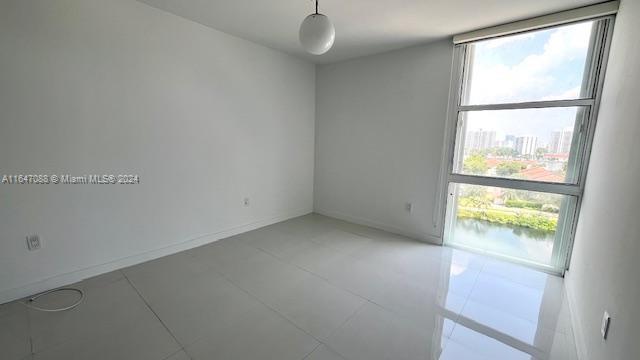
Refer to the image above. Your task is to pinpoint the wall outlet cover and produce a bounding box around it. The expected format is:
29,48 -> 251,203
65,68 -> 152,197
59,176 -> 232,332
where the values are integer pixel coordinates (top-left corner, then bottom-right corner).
26,235 -> 41,251
601,311 -> 611,339
405,202 -> 413,212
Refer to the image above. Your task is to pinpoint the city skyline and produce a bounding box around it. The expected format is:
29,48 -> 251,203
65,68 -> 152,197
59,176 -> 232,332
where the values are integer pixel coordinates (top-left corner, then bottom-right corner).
464,127 -> 574,154
462,21 -> 591,147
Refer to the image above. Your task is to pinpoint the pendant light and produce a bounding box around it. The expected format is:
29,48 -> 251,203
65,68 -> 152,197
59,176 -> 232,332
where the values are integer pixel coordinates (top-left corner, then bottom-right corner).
299,0 -> 335,55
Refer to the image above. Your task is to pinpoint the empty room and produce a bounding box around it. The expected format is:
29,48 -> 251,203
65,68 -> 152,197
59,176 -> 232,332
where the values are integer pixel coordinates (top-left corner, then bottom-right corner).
1,0 -> 638,359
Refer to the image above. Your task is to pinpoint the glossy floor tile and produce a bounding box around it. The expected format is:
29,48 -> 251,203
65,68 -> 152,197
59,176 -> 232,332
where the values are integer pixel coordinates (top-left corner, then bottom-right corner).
29,274 -> 181,360
305,345 -> 348,360
183,298 -> 318,360
325,302 -> 450,360
164,351 -> 191,360
1,214 -> 578,360
0,301 -> 31,360
123,254 -> 264,346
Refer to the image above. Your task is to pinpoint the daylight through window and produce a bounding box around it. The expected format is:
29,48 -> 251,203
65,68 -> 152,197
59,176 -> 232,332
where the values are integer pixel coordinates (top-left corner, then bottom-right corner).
443,17 -> 613,273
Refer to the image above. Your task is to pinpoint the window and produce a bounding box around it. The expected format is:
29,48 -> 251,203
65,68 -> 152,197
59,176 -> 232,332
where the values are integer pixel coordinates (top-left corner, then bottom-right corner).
442,17 -> 614,273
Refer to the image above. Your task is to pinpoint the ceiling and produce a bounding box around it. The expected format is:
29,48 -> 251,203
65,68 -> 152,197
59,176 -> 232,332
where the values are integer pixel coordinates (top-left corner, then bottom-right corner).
137,0 -> 603,64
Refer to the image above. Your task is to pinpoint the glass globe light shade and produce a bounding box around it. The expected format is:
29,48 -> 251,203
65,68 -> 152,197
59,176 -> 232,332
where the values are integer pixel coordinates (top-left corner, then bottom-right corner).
299,14 -> 335,55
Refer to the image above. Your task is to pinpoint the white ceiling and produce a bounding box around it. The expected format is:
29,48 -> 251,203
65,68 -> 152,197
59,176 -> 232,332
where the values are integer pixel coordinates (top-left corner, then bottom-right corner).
137,0 -> 602,64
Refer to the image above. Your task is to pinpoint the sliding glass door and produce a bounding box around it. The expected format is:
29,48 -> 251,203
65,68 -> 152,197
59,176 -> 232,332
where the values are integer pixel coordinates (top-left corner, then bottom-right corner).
442,17 -> 614,273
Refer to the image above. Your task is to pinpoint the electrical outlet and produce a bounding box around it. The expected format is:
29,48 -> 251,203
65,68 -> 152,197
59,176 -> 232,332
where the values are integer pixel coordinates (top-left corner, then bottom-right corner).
405,202 -> 413,213
243,197 -> 250,206
601,311 -> 611,339
26,234 -> 41,251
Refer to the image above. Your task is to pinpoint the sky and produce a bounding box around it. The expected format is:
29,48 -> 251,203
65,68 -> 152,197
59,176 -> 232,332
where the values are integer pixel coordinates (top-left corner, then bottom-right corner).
463,21 -> 594,146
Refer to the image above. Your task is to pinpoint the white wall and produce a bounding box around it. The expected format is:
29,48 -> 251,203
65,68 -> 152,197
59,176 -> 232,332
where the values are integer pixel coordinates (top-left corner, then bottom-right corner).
314,40 -> 453,242
565,0 -> 640,359
0,0 -> 315,303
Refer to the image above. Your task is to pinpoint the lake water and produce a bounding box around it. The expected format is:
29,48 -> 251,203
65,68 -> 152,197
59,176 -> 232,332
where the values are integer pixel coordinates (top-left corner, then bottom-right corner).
450,218 -> 555,265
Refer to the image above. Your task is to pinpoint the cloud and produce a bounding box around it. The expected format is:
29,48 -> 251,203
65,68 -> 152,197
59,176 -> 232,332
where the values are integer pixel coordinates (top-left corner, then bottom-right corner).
466,21 -> 593,105
482,32 -> 535,49
542,85 -> 581,101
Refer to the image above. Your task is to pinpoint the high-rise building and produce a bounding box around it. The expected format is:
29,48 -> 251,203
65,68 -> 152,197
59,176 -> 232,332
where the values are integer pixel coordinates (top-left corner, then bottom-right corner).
550,127 -> 574,154
504,135 -> 516,149
495,134 -> 516,149
515,135 -> 538,156
465,129 -> 496,151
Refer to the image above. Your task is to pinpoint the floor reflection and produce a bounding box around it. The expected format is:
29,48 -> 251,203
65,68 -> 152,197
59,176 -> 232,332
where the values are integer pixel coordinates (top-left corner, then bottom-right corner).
0,214 -> 577,360
434,249 -> 575,359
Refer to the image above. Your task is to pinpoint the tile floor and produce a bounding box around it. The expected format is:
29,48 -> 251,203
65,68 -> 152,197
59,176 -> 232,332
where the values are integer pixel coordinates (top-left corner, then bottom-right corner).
1,214 -> 578,360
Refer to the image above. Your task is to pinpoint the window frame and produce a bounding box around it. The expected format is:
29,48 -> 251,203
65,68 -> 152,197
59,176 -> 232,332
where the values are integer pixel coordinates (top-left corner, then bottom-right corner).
436,16 -> 615,274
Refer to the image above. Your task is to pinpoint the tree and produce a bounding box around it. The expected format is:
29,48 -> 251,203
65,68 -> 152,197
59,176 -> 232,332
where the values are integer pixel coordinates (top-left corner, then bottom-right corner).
502,189 -> 519,202
536,147 -> 548,156
463,153 -> 488,175
459,184 -> 488,198
491,147 -> 518,157
496,161 -> 525,176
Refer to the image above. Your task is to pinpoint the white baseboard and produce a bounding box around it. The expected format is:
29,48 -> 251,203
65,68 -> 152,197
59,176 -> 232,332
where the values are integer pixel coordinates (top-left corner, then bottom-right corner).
0,208 -> 311,304
564,270 -> 587,360
314,208 -> 442,245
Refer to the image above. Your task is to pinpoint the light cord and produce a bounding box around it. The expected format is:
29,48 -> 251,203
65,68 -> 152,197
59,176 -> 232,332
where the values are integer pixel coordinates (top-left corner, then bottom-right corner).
24,287 -> 84,312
